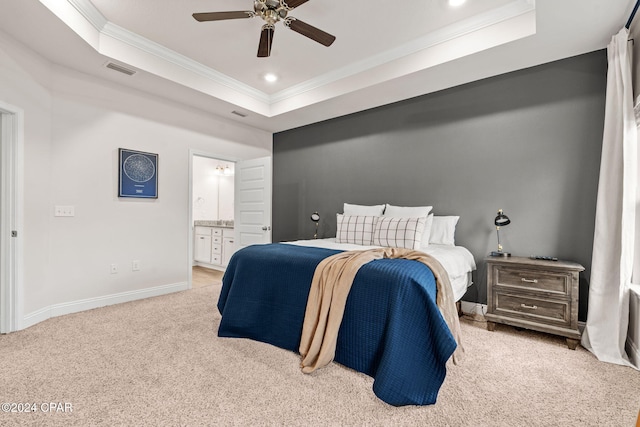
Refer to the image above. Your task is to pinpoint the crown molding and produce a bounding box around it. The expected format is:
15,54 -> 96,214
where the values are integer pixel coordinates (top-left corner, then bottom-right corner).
46,0 -> 536,116
66,0 -> 107,31
63,0 -> 269,104
270,0 -> 536,103
100,22 -> 270,104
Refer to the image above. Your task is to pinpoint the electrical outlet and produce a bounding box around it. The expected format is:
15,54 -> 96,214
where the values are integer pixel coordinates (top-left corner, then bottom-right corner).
54,205 -> 75,217
132,260 -> 140,271
110,263 -> 118,274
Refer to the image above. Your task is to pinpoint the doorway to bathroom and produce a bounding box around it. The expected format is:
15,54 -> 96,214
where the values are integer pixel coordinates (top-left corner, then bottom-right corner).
190,154 -> 235,289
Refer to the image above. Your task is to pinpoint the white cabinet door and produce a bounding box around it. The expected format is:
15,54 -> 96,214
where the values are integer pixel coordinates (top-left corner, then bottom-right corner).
194,234 -> 212,263
222,236 -> 235,266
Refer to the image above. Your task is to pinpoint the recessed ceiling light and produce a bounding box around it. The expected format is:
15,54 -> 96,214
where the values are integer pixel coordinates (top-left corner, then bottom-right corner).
449,0 -> 466,6
264,73 -> 278,83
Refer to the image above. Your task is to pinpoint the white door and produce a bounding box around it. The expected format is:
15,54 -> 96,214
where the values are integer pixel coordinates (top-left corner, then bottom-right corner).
0,102 -> 23,333
234,156 -> 272,250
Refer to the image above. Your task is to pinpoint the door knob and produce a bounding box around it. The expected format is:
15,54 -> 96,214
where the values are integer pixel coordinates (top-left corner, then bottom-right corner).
261,226 -> 271,231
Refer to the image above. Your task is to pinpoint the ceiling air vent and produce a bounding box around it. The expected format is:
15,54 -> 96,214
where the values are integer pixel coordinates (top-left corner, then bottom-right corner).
104,62 -> 136,76
231,110 -> 247,118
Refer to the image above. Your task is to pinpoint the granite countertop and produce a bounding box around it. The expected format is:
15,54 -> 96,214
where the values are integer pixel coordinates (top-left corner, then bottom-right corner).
194,220 -> 234,228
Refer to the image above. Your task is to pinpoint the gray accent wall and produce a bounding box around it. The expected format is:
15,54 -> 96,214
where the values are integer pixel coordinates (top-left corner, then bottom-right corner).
273,50 -> 607,320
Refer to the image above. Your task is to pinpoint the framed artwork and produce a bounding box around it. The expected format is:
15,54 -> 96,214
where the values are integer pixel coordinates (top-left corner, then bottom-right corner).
118,148 -> 158,198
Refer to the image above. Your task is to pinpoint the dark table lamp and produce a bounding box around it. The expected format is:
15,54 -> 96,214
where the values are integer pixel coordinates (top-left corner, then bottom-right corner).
490,209 -> 511,257
310,212 -> 320,239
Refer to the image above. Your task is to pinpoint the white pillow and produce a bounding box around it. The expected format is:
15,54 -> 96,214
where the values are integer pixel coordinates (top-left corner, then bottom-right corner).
429,216 -> 460,246
384,205 -> 433,246
383,204 -> 432,218
421,214 -> 434,248
372,216 -> 427,250
343,203 -> 385,216
336,214 -> 379,245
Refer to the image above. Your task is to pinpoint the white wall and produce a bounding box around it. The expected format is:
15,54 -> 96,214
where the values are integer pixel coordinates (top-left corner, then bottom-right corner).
0,30 -> 271,328
0,31 -> 54,319
192,156 -> 234,222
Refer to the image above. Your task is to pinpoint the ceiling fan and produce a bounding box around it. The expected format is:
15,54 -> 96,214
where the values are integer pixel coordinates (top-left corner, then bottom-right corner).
193,0 -> 336,58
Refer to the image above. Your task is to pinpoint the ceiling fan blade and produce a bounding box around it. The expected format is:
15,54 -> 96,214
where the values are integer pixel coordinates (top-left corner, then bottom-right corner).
193,11 -> 254,22
257,25 -> 275,58
285,18 -> 335,47
282,0 -> 309,10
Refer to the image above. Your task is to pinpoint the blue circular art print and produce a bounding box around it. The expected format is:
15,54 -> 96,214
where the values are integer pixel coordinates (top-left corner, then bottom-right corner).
123,154 -> 155,183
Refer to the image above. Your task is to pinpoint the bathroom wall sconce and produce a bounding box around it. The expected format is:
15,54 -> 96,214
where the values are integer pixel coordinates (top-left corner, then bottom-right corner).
215,165 -> 234,176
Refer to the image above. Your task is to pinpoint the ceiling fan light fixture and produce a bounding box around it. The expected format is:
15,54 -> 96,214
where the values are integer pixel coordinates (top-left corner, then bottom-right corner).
194,0 -> 334,57
449,0 -> 467,7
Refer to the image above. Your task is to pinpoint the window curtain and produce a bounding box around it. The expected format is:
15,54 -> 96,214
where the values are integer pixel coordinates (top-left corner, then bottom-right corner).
581,27 -> 639,369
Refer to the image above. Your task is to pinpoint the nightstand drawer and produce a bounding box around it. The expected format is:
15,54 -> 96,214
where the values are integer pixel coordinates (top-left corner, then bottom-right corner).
494,292 -> 570,326
495,266 -> 571,296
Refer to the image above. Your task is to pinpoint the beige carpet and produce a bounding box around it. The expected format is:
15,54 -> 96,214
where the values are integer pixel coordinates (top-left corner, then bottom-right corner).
1,283 -> 639,427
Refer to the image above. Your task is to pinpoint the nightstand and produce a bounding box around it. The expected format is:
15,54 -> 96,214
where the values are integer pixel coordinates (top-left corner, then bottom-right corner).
485,256 -> 584,349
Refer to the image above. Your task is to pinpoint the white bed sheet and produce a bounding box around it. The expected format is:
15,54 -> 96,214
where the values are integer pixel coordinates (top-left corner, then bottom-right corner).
283,238 -> 476,301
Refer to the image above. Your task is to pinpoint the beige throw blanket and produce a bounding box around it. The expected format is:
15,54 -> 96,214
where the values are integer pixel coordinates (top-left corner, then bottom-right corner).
299,247 -> 463,374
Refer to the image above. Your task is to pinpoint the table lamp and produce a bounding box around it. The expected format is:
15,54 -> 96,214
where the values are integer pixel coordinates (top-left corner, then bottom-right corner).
310,212 -> 320,239
490,209 -> 511,257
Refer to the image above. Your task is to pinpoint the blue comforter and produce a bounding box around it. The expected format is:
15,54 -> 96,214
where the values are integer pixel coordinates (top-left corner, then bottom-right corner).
217,243 -> 457,406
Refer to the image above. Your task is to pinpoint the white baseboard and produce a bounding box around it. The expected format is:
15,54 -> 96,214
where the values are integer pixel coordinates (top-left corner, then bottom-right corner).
460,301 -> 487,318
193,261 -> 225,272
627,337 -> 640,368
21,281 -> 188,331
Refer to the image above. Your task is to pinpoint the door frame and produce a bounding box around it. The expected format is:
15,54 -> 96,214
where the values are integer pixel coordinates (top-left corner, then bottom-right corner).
187,149 -> 238,288
0,101 -> 24,334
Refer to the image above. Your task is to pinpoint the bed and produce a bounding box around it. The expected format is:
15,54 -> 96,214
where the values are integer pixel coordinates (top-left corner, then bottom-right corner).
286,238 -> 475,302
216,237 -> 476,406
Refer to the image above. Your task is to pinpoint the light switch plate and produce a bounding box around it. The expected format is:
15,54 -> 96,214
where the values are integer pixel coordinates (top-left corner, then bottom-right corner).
54,206 -> 75,217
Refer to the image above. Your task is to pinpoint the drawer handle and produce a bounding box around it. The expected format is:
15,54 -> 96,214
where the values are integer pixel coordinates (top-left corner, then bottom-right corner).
520,303 -> 538,310
521,278 -> 538,284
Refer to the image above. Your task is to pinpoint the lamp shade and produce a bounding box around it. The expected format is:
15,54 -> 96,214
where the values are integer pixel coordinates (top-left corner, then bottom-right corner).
494,210 -> 510,227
